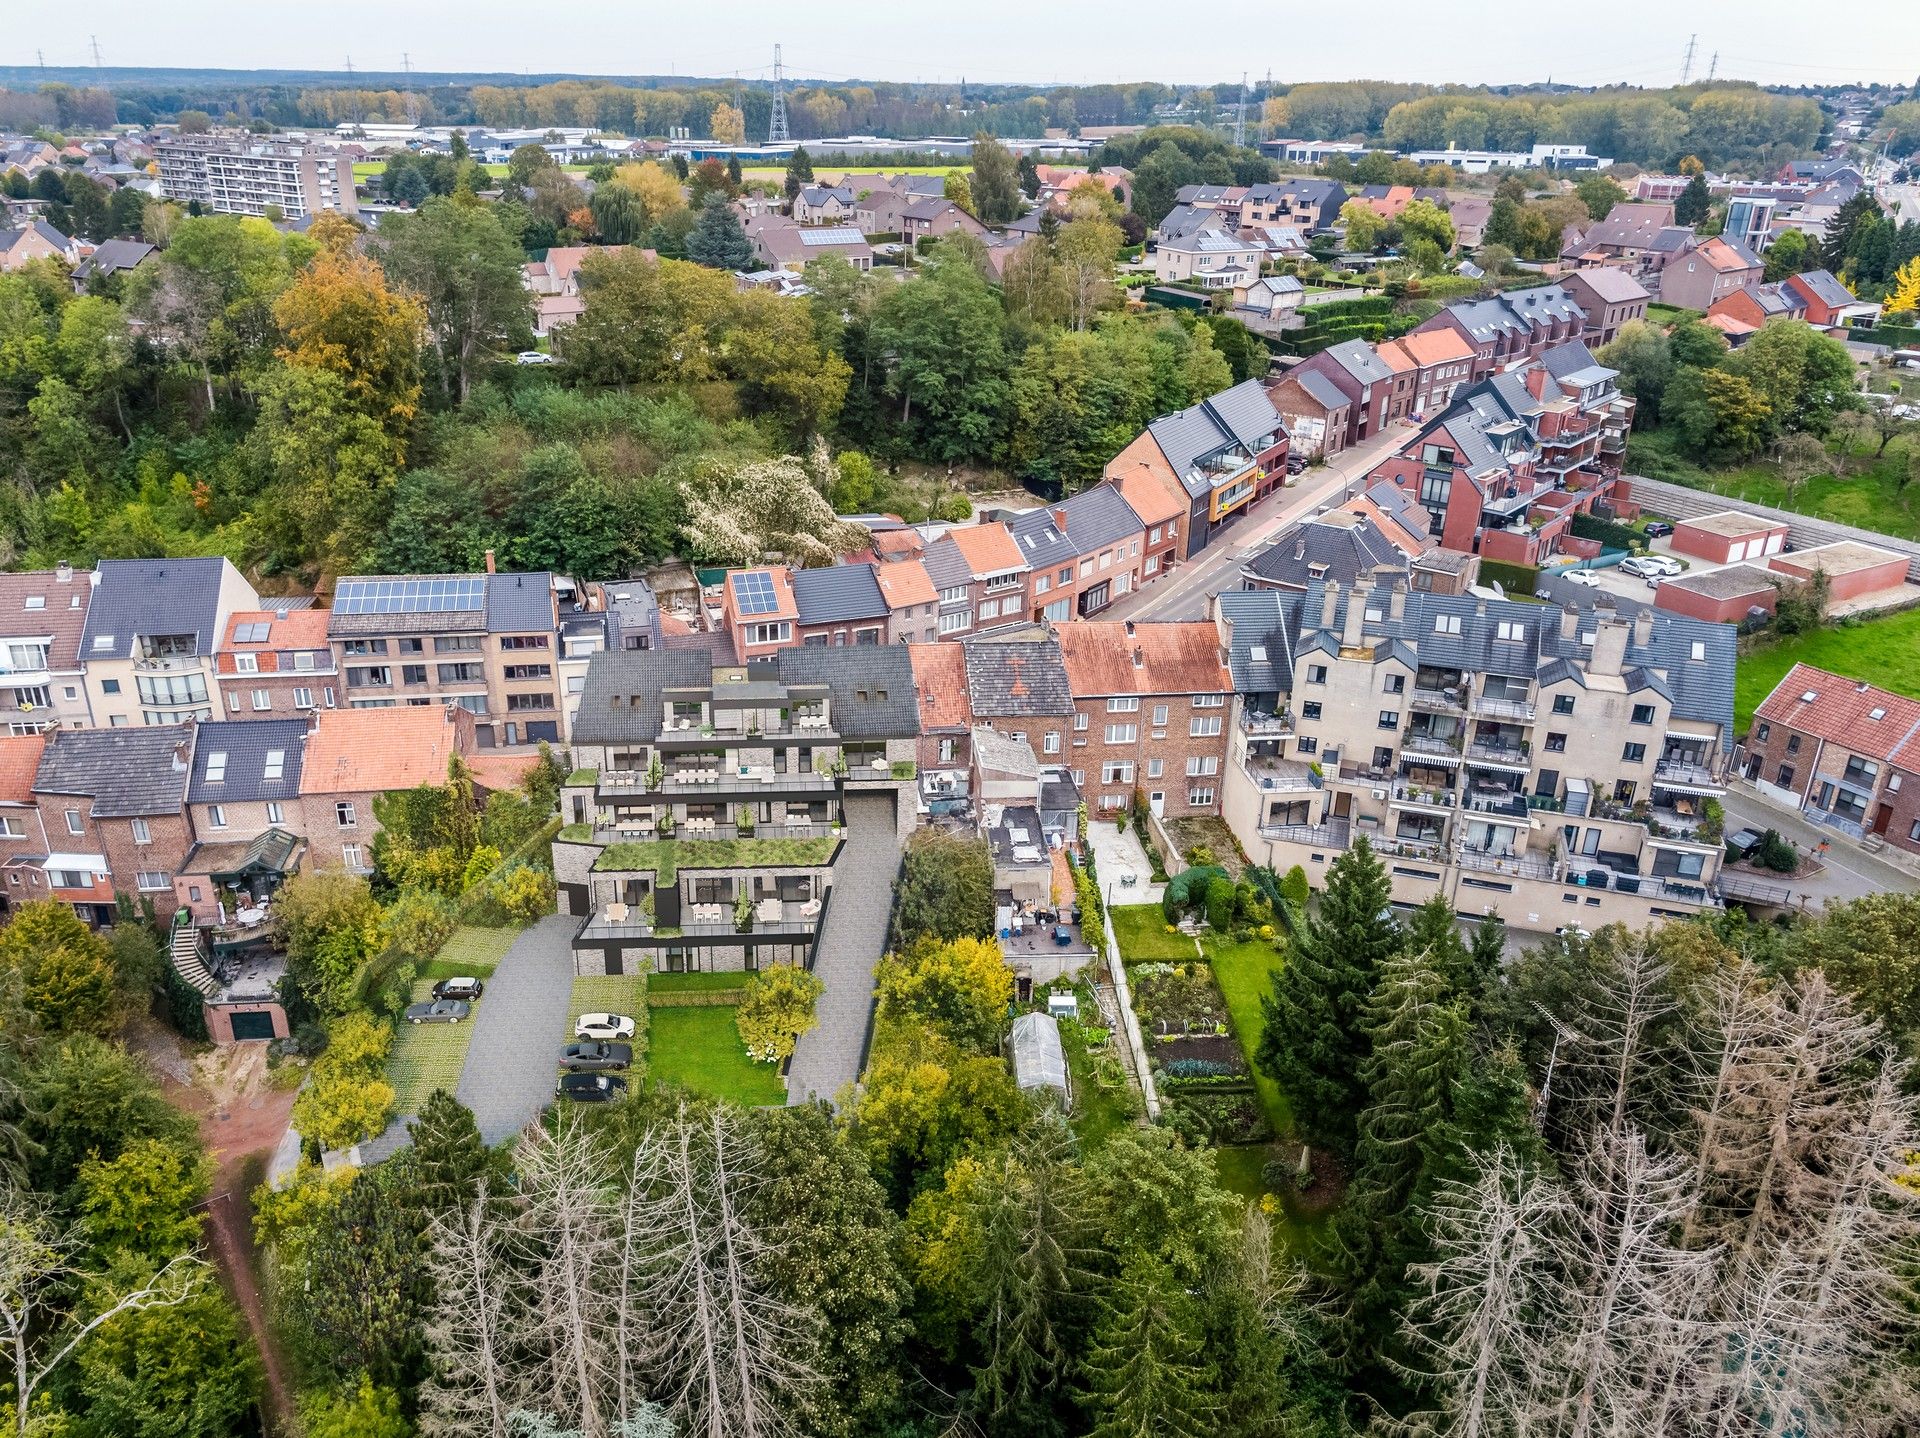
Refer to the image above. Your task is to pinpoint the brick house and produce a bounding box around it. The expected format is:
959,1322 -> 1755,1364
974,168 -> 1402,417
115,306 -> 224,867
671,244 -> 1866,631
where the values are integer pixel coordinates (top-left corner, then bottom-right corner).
297,704 -> 481,873
921,523 -> 1031,640
1560,267 -> 1651,347
1294,339 -> 1398,448
214,606 -> 336,719
1266,367 -> 1354,459
80,557 -> 261,730
962,636 -> 1076,779
33,724 -> 197,923
0,734 -> 52,915
1373,328 -> 1478,425
1657,236 -> 1762,312
1008,486 -> 1149,622
1104,457 -> 1188,583
171,717 -> 309,923
1561,202 -> 1676,264
908,641 -> 974,796
1744,664 -> 1920,845
872,558 -> 940,644
900,199 -> 989,245
0,565 -> 94,734
1056,621 -> 1233,819
1412,284 -> 1588,382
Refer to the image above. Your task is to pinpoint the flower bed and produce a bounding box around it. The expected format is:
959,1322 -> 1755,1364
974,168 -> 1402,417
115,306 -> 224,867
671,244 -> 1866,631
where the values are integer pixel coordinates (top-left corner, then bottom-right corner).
1171,1088 -> 1273,1145
1130,962 -> 1232,1035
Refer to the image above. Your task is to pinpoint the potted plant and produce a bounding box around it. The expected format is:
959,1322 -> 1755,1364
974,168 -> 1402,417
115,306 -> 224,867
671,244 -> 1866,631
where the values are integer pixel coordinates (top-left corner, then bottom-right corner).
645,754 -> 664,791
736,806 -> 755,836
639,891 -> 656,926
657,813 -> 676,837
734,888 -> 755,933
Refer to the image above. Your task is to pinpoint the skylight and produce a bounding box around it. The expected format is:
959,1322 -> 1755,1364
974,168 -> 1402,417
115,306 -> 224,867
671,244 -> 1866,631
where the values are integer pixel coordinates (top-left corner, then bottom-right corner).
205,752 -> 227,782
262,749 -> 285,780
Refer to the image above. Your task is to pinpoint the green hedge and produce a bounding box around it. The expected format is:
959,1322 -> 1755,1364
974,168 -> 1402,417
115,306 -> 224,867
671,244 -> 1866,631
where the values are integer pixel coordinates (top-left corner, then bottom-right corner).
1570,512 -> 1647,552
1477,559 -> 1541,594
1854,322 -> 1920,349
1298,295 -> 1393,324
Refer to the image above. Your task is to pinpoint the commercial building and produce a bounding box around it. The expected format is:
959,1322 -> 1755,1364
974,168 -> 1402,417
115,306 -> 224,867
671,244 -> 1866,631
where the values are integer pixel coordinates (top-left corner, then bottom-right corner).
155,134 -> 357,219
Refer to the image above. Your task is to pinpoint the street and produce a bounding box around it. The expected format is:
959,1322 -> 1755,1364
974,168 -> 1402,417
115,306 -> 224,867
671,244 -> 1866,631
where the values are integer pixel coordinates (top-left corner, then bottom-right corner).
1721,783 -> 1920,910
1106,425 -> 1415,623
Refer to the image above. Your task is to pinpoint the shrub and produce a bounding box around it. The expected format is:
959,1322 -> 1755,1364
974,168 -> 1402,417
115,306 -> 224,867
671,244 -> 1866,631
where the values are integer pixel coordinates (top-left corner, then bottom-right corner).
379,889 -> 459,961
1280,865 -> 1311,910
1162,864 -> 1229,921
1204,875 -> 1236,932
1753,829 -> 1799,874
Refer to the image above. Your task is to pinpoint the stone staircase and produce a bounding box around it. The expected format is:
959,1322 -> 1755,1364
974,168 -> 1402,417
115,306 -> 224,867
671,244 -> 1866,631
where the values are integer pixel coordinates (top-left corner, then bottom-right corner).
169,919 -> 218,997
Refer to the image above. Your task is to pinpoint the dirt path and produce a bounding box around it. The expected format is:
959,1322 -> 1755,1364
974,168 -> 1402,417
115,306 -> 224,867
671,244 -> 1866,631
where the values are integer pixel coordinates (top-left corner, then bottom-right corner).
144,1028 -> 300,1434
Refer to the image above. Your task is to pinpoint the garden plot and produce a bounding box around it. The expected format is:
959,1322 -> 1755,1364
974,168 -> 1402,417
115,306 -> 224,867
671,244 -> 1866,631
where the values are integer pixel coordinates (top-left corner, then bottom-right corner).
1129,961 -> 1272,1145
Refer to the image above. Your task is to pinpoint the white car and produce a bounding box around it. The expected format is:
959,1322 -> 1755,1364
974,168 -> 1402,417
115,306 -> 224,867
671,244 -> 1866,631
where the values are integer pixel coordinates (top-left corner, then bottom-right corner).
515,350 -> 556,365
1562,569 -> 1603,588
575,1012 -> 638,1041
1619,555 -> 1679,580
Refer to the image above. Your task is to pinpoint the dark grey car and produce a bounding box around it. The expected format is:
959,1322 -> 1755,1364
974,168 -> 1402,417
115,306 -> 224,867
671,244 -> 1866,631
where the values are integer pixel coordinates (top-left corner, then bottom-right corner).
556,1072 -> 628,1103
404,998 -> 472,1025
560,1040 -> 633,1072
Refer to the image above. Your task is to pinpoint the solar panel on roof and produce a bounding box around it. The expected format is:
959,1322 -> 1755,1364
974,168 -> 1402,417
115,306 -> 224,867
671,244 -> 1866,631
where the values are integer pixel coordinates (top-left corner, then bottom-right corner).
730,572 -> 780,616
334,576 -> 486,616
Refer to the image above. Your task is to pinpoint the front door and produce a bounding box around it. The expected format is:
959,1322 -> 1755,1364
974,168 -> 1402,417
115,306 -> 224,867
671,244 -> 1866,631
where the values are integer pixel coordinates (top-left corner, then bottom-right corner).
1149,791 -> 1165,817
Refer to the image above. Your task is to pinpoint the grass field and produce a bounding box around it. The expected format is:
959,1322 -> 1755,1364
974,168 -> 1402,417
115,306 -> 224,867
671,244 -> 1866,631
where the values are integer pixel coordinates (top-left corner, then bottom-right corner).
386,979 -> 474,1115
648,970 -> 753,994
1735,606 -> 1920,733
419,925 -> 521,983
647,1006 -> 786,1105
1629,428 -> 1920,541
1645,302 -> 1704,326
1203,935 -> 1292,1134
1107,903 -> 1199,964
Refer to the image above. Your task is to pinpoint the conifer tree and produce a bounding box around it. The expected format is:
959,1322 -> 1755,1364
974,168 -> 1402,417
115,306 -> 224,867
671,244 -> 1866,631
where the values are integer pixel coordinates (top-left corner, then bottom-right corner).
1078,1256 -> 1217,1438
1255,835 -> 1396,1155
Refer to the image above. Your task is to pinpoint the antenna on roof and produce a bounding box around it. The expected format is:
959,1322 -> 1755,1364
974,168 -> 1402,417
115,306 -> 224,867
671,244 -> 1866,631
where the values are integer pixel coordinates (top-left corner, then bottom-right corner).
768,44 -> 790,145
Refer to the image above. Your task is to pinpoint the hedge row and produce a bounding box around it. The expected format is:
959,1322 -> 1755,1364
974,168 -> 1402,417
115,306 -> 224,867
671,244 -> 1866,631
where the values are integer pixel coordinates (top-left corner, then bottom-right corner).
1856,322 -> 1920,350
647,989 -> 749,1008
1570,512 -> 1647,553
1477,559 -> 1541,595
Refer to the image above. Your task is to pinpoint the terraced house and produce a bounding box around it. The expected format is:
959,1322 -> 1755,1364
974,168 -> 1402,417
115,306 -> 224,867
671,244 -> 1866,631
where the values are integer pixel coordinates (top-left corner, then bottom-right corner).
555,647 -> 919,977
0,566 -> 93,734
80,558 -> 261,729
1213,574 -> 1737,930
1106,378 -> 1288,561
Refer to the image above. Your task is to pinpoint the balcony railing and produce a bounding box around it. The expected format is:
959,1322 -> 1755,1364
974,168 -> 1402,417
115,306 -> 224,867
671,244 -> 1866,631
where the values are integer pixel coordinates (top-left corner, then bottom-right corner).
1391,779 -> 1457,811
1402,732 -> 1464,762
1245,759 -> 1321,793
1258,817 -> 1351,848
1465,741 -> 1532,772
1464,789 -> 1530,819
1240,708 -> 1295,736
1411,685 -> 1466,714
1652,758 -> 1725,793
1471,693 -> 1536,722
1457,847 -> 1558,881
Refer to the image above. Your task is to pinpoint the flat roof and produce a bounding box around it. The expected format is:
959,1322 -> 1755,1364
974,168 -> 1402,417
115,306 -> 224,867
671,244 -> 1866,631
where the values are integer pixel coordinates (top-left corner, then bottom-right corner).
1663,563 -> 1778,599
1675,510 -> 1789,539
1770,540 -> 1909,578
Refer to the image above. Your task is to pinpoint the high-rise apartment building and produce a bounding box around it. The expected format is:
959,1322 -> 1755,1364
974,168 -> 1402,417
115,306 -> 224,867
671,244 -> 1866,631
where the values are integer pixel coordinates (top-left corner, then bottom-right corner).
155,134 -> 358,219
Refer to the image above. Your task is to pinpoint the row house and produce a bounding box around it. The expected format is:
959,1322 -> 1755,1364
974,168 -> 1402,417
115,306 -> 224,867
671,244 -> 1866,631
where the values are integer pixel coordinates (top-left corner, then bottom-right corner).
32,724 -> 197,924
1562,202 -> 1677,265
1290,339 -> 1398,449
922,523 -> 1031,640
555,648 -> 920,976
327,570 -> 563,748
1372,329 -> 1478,426
1558,267 -> 1651,348
172,717 -> 310,923
1105,460 -> 1188,583
962,635 -> 1077,779
0,566 -> 93,733
1266,367 -> 1355,460
1008,486 -> 1149,622
214,606 -> 336,719
1111,379 -> 1289,561
1708,268 -> 1882,334
1657,236 -> 1763,312
908,642 -> 975,808
1056,621 -> 1233,819
1214,577 -> 1737,930
1412,284 -> 1589,381
1744,665 -> 1920,848
81,558 -> 261,729
720,562 -> 944,660
0,735 -> 51,915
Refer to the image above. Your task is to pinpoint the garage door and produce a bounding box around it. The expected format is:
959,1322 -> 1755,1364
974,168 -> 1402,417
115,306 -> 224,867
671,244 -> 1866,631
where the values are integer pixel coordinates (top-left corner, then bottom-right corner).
229,1010 -> 277,1041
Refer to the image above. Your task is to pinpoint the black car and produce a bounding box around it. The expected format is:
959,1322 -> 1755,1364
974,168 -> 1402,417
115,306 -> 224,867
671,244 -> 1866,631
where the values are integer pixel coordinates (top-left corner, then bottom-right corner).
403,999 -> 471,1025
556,1072 -> 628,1103
1644,521 -> 1675,538
560,1040 -> 633,1072
432,976 -> 484,1002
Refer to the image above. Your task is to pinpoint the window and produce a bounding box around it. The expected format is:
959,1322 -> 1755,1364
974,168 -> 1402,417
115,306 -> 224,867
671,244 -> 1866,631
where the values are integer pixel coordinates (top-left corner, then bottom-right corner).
938,611 -> 973,635
434,635 -> 482,654
1755,722 -> 1771,743
225,692 -> 241,713
100,678 -> 119,695
1185,756 -> 1220,776
348,665 -> 391,688
1786,735 -> 1801,755
1042,732 -> 1060,754
1152,704 -> 1168,727
507,692 -> 553,712
252,688 -> 270,711
130,817 -> 151,845
1384,674 -> 1405,694
336,802 -> 356,828
21,596 -> 41,611
393,663 -> 424,685
1102,761 -> 1135,784
938,585 -> 969,605
1104,724 -> 1138,743
1630,703 -> 1654,725
1552,694 -> 1575,715
1042,598 -> 1071,622
1078,559 -> 1094,579
1843,756 -> 1879,787
1296,735 -> 1318,754
234,653 -> 258,673
1074,712 -> 1089,731
0,817 -> 16,838
341,843 -> 365,873
1302,701 -> 1323,721
1057,567 -> 1072,586
293,651 -> 316,672
500,635 -> 550,651
977,599 -> 999,621
1192,694 -> 1224,708
1623,743 -> 1646,763
266,802 -> 284,824
747,621 -> 792,645
1378,710 -> 1399,729
1546,733 -> 1567,752
1147,758 -> 1164,778
1189,787 -> 1216,808
135,871 -> 170,892
1190,715 -> 1222,737
1307,664 -> 1327,685
293,687 -> 313,709
1034,575 -> 1051,594
261,749 -> 285,782
1106,697 -> 1139,713
1495,621 -> 1526,642
207,804 -> 227,829
937,737 -> 956,764
438,662 -> 484,684
343,638 -> 388,656
1433,614 -> 1462,635
1689,641 -> 1706,662
1777,763 -> 1795,788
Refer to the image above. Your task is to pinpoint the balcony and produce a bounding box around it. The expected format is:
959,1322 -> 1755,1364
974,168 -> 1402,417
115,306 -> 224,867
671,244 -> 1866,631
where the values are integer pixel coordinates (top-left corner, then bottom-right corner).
1464,741 -> 1531,774
1652,758 -> 1725,795
1464,788 -> 1530,820
1457,846 -> 1558,881
1258,817 -> 1351,848
1402,732 -> 1463,764
1411,684 -> 1466,715
1240,708 -> 1295,737
1391,779 -> 1457,813
1245,756 -> 1321,793
575,900 -> 821,946
591,820 -> 837,845
133,652 -> 202,673
1471,693 -> 1536,723
598,768 -> 839,799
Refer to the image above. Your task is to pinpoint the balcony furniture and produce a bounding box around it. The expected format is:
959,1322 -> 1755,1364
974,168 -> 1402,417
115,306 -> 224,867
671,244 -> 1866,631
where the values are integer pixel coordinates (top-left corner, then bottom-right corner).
607,902 -> 629,923
800,898 -> 822,917
757,898 -> 783,924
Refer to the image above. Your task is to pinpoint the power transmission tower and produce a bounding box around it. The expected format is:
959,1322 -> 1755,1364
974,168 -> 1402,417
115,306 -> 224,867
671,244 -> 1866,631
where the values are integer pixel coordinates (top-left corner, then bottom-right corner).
1234,71 -> 1248,149
346,56 -> 363,131
1680,33 -> 1697,85
89,35 -> 102,68
768,44 -> 790,145
1707,51 -> 1718,83
36,49 -> 44,73
403,52 -> 421,124
1259,68 -> 1273,142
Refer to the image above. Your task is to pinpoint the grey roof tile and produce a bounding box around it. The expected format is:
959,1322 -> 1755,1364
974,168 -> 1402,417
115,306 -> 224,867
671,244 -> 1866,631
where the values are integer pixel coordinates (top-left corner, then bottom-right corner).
36,724 -> 193,816
963,637 -> 1073,718
80,558 -> 231,659
790,565 -> 889,626
187,719 -> 309,804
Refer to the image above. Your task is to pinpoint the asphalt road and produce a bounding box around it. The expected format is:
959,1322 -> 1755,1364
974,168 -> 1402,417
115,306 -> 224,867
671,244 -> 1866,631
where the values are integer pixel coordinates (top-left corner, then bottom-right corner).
1721,784 -> 1920,910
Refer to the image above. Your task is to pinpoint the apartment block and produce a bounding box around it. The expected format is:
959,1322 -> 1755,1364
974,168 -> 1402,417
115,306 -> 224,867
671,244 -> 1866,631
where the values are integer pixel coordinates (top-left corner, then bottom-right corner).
1412,284 -> 1588,381
1056,621 -> 1233,819
1118,379 -> 1289,559
214,607 -> 336,719
326,572 -> 562,749
80,558 -> 261,729
555,647 -> 920,976
1009,486 -> 1149,622
155,134 -> 358,219
1214,576 -> 1737,929
0,566 -> 93,733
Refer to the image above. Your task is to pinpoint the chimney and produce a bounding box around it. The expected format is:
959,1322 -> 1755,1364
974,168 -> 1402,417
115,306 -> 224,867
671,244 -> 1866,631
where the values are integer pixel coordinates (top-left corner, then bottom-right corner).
1389,578 -> 1407,622
1052,507 -> 1069,532
1632,608 -> 1654,649
1588,615 -> 1629,677
1132,647 -> 1144,669
1295,538 -> 1306,561
1319,581 -> 1340,631
55,561 -> 72,584
1341,587 -> 1366,647
1558,604 -> 1578,642
484,548 -> 497,575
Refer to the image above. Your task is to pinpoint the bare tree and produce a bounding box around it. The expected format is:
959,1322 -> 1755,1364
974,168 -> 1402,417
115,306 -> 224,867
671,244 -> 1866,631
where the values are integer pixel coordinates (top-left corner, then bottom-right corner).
0,1184 -> 202,1438
421,1182 -> 519,1438
1559,940 -> 1683,1157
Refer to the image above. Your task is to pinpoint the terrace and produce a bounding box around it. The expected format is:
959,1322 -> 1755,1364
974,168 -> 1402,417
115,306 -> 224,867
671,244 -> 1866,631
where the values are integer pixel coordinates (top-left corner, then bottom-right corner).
587,834 -> 842,882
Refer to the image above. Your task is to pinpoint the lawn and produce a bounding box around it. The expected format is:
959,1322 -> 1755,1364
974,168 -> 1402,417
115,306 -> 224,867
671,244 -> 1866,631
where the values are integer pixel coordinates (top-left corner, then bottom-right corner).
593,835 -> 839,881
1203,935 -> 1293,1135
1628,428 -> 1920,541
418,925 -> 521,982
1058,993 -> 1140,1146
647,1006 -> 786,1105
1645,302 -> 1704,326
1108,903 -> 1199,963
1735,606 -> 1920,734
649,971 -> 753,994
386,979 -> 474,1115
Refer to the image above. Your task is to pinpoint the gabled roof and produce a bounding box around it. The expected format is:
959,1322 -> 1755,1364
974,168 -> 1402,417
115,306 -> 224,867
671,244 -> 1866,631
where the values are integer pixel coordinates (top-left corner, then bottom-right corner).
907,642 -> 971,732
1243,511 -> 1419,591
300,706 -> 467,796
187,719 -> 309,804
71,238 -> 154,281
1145,380 -> 1287,499
219,608 -> 331,668
942,521 -> 1029,580
1056,621 -> 1229,698
0,568 -> 90,666
1109,463 -> 1185,528
36,725 -> 194,816
81,558 -> 232,659
1565,265 -> 1650,304
1572,202 -> 1676,250
964,637 -> 1073,718
1789,268 -> 1858,309
790,564 -> 889,627
1754,664 -> 1920,765
1008,486 -> 1144,566
872,557 -> 936,610
0,735 -> 46,807
1319,338 -> 1398,385
1214,588 -> 1302,693
773,646 -> 920,737
1287,368 -> 1352,413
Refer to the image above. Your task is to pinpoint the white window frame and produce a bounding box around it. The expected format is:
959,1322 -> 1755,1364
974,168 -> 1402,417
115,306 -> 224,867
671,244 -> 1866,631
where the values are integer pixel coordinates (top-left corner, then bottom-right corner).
130,817 -> 151,845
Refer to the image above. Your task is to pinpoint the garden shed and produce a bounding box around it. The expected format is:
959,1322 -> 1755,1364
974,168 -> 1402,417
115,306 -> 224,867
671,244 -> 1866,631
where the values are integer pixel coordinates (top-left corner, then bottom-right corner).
1009,1011 -> 1070,1106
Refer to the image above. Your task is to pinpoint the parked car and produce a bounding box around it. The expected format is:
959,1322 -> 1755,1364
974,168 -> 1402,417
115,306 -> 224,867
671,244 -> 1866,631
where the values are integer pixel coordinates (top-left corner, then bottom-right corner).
1563,569 -> 1603,588
560,1040 -> 633,1072
575,1012 -> 638,1041
515,350 -> 555,365
1619,555 -> 1665,579
1286,453 -> 1309,475
404,998 -> 471,1025
1643,521 -> 1675,539
1641,555 -> 1683,576
432,976 -> 484,1001
1726,827 -> 1762,860
556,1072 -> 628,1103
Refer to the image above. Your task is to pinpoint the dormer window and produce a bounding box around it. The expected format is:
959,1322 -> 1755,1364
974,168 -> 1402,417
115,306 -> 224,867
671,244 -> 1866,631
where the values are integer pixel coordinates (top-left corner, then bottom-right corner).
92,635 -> 113,651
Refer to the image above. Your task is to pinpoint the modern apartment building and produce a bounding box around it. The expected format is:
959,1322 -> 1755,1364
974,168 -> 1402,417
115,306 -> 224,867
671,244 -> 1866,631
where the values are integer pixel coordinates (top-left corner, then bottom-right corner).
1214,575 -> 1737,929
326,572 -> 562,749
1109,379 -> 1289,560
0,566 -> 93,733
80,558 -> 261,729
555,647 -> 920,976
155,134 -> 358,219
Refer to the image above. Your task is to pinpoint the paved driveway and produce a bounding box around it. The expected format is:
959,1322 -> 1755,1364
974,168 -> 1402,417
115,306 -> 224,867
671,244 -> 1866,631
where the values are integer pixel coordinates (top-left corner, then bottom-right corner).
455,915 -> 576,1143
787,792 -> 901,1108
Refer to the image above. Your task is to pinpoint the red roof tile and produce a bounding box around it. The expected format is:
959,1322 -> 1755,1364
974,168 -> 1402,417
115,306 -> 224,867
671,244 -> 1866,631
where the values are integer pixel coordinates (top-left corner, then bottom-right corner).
0,734 -> 46,805
1055,622 -> 1230,698
908,643 -> 972,730
1753,663 -> 1920,765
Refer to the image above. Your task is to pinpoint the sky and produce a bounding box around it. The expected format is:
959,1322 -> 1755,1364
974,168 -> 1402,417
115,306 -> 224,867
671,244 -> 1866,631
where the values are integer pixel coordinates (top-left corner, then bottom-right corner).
17,1 -> 1920,90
